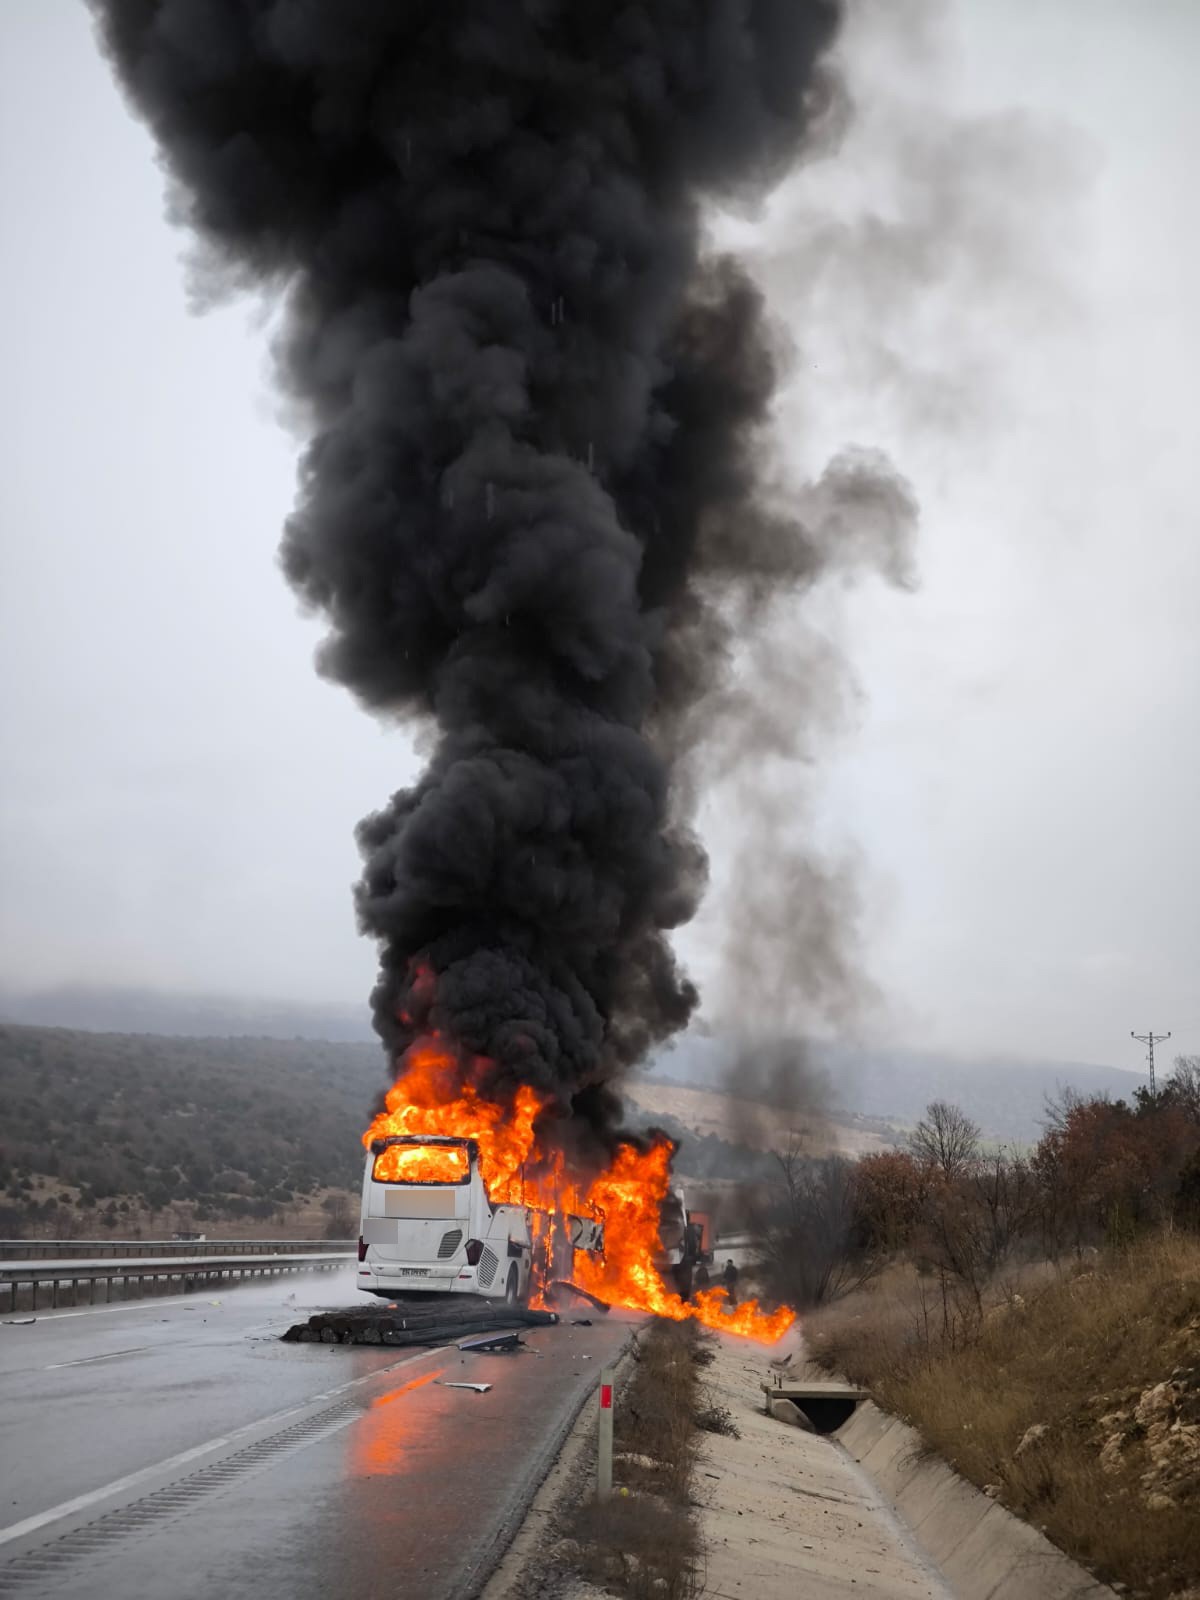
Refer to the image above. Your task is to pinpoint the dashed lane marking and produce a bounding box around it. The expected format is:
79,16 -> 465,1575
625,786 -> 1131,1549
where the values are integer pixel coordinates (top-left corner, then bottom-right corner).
45,1346 -> 149,1370
0,1346 -> 434,1551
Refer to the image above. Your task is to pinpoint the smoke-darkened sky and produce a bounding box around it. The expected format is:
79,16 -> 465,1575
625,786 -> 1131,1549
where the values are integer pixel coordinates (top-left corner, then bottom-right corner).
1,0 -> 1196,1069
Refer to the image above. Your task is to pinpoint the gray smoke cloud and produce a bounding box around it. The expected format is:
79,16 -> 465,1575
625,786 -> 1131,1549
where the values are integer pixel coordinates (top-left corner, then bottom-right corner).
752,0 -> 1094,435
86,0 -> 917,1151
692,0 -> 1086,1049
700,449 -> 916,1044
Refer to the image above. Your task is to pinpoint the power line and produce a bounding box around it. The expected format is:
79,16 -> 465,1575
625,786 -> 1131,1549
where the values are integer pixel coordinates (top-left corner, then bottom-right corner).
1131,1029 -> 1171,1094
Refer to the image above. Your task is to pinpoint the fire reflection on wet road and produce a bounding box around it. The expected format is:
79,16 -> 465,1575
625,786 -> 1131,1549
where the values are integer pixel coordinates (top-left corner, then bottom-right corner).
0,1272 -> 636,1600
349,1367 -> 447,1478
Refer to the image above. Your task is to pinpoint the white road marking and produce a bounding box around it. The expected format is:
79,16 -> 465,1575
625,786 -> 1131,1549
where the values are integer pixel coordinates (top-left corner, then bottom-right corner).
45,1346 -> 149,1370
0,1346 -> 434,1549
5,1302 -> 203,1324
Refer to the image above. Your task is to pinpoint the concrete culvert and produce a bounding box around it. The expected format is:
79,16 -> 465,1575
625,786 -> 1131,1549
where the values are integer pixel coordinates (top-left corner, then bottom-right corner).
764,1381 -> 867,1435
800,1395 -> 860,1434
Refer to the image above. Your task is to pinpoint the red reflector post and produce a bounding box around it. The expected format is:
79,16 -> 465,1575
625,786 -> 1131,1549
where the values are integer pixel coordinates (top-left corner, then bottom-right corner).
597,1366 -> 615,1500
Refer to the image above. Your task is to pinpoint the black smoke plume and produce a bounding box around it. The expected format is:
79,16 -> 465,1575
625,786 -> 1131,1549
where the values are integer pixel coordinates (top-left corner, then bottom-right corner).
90,1 -> 860,1147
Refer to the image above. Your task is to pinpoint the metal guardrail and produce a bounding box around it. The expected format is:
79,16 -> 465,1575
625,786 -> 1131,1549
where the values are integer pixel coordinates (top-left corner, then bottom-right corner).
1,1251 -> 354,1314
0,1238 -> 356,1261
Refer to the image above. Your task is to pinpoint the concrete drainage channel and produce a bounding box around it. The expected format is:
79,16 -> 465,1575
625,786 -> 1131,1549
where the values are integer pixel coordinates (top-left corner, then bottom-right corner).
766,1379 -> 1116,1600
834,1401 -> 1117,1600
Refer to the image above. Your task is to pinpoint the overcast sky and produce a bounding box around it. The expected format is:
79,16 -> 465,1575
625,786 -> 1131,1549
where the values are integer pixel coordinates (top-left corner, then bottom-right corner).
1,1 -> 1195,1070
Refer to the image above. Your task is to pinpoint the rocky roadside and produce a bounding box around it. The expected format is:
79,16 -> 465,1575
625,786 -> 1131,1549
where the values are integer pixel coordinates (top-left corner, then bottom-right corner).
1092,1364 -> 1200,1513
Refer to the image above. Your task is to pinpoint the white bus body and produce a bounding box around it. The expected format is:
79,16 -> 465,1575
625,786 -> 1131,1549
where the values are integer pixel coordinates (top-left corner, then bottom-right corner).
357,1133 -> 602,1303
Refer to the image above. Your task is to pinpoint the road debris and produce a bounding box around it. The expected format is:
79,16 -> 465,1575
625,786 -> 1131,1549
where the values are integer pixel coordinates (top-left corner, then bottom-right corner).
458,1331 -> 524,1354
441,1381 -> 492,1393
549,1280 -> 610,1313
281,1300 -> 557,1347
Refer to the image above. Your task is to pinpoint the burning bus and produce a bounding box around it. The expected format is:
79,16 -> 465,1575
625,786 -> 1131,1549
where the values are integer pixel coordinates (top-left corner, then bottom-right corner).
357,1133 -> 603,1304
353,1040 -> 792,1341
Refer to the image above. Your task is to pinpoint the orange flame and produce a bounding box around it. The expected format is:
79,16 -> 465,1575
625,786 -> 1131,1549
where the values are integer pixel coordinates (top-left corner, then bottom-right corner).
371,1143 -> 469,1185
570,1138 -> 796,1342
364,1038 -> 542,1202
363,1035 -> 793,1344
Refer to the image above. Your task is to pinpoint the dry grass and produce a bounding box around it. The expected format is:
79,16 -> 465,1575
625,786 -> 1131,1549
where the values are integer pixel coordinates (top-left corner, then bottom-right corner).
612,1320 -> 703,1499
625,1079 -> 888,1158
13,1186 -> 360,1242
571,1494 -> 697,1600
567,1320 -> 704,1599
807,1234 -> 1200,1599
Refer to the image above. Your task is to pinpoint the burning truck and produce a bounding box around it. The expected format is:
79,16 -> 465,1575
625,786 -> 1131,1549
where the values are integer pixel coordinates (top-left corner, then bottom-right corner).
656,1189 -> 713,1302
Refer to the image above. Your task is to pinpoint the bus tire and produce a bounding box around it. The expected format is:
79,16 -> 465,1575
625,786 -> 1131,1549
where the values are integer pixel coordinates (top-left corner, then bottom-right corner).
504,1263 -> 522,1308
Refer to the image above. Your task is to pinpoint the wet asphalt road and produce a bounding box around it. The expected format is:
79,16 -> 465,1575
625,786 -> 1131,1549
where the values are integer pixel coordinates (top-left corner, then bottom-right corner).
0,1268 -> 635,1599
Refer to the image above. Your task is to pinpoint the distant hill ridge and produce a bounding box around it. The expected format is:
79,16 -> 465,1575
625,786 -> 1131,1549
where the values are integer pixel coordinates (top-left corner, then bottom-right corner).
649,1033 -> 1148,1144
0,983 -> 376,1042
0,984 -> 1150,1146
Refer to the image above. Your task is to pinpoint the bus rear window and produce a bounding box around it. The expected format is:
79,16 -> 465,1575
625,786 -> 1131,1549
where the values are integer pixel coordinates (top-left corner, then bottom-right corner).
372,1143 -> 470,1186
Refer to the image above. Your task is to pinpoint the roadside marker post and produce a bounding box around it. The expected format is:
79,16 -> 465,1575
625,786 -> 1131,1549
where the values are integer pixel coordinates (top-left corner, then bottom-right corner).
597,1367 -> 615,1500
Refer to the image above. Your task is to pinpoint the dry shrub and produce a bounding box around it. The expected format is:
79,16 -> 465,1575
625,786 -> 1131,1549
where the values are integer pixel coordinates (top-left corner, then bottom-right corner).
804,1258 -> 933,1386
694,1403 -> 740,1437
692,1329 -> 719,1368
571,1494 -> 697,1600
566,1319 -> 705,1600
614,1320 -> 701,1500
807,1234 -> 1200,1600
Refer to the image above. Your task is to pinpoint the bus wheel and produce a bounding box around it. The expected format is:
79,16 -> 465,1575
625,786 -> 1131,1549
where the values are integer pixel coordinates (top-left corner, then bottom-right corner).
504,1264 -> 521,1307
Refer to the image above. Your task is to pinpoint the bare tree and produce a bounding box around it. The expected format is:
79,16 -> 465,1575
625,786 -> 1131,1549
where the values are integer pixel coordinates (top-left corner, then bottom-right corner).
968,1149 -> 1038,1273
911,1151 -> 1035,1338
756,1147 -> 881,1308
321,1191 -> 356,1239
1041,1083 -> 1091,1136
1165,1056 -> 1200,1124
908,1100 -> 981,1179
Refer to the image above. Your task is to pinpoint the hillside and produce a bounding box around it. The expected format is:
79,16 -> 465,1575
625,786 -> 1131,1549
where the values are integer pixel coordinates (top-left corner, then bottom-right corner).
0,1025 -> 384,1232
1,987 -> 1155,1146
0,1016 -> 1157,1236
624,1080 -> 892,1159
807,1238 -> 1200,1599
0,1024 -> 782,1233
